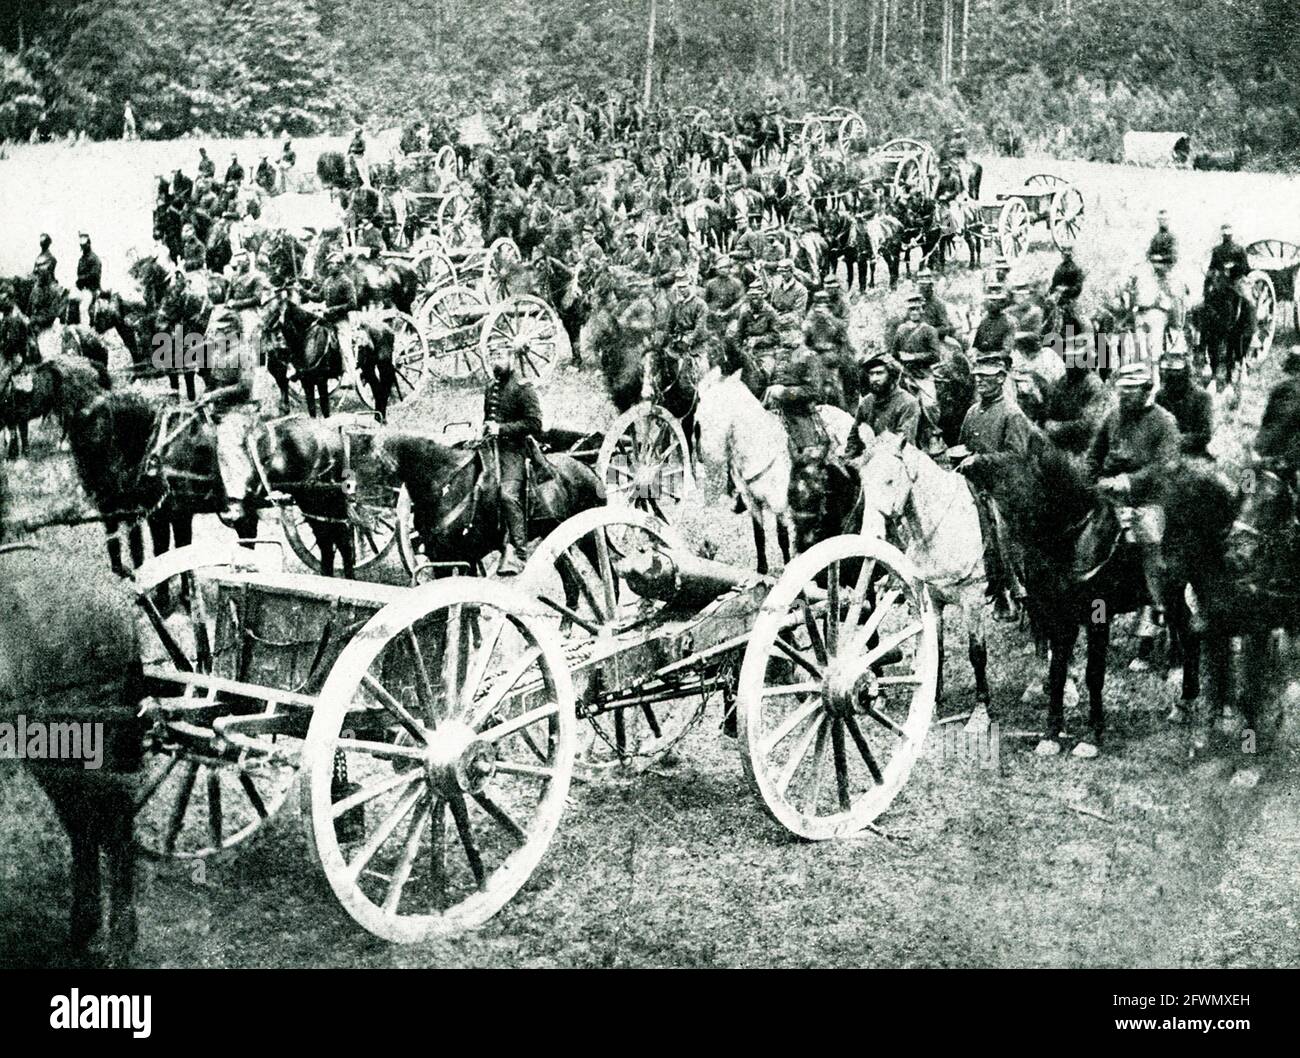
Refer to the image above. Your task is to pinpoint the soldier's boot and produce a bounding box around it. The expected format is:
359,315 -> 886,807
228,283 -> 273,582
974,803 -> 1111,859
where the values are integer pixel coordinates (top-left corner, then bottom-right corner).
498,481 -> 528,576
497,543 -> 524,577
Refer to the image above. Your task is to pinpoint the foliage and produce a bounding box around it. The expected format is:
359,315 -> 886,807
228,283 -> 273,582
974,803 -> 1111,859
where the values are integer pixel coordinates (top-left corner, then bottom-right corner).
0,0 -> 1296,166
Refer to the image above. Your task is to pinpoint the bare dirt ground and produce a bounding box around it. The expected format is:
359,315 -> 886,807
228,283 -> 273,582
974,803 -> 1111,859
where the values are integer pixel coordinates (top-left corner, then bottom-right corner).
2,141 -> 1300,967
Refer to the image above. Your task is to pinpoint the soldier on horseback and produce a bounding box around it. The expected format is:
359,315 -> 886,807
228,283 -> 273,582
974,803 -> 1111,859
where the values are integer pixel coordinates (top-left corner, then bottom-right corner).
1147,209 -> 1178,269
845,351 -> 921,456
1049,243 -> 1086,338
484,349 -> 544,575
802,289 -> 854,408
75,232 -> 103,321
1154,346 -> 1213,459
889,292 -> 947,458
916,267 -> 957,343
703,254 -> 744,337
198,277 -> 259,524
958,351 -> 1034,621
1090,361 -> 1183,667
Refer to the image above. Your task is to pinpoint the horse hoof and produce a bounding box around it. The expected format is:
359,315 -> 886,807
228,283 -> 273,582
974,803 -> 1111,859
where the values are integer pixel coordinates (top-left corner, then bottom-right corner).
1215,713 -> 1240,736
1128,656 -> 1152,673
1064,678 -> 1079,709
1166,705 -> 1190,725
964,704 -> 991,736
1035,738 -> 1062,756
1071,740 -> 1100,760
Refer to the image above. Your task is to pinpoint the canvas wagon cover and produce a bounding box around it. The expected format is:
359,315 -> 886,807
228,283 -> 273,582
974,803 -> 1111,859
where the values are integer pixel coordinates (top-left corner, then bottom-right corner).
1123,131 -> 1192,167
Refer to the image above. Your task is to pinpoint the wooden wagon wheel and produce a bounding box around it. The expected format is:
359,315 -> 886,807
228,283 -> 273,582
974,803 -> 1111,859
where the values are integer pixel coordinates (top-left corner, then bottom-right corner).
341,309 -> 429,413
418,284 -> 489,379
412,240 -> 458,295
998,198 -> 1031,260
800,116 -> 828,152
1247,239 -> 1300,333
131,545 -> 301,860
520,507 -> 700,769
1048,185 -> 1085,249
596,402 -> 694,525
478,295 -> 564,384
837,111 -> 868,152
1247,269 -> 1277,357
736,535 -> 938,840
481,237 -> 522,302
436,191 -> 476,250
280,488 -> 399,575
301,578 -> 576,941
1024,172 -> 1068,189
434,145 -> 458,183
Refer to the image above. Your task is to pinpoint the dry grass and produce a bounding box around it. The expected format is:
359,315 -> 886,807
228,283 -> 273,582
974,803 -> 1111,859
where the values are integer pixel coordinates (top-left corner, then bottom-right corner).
2,143 -> 1300,967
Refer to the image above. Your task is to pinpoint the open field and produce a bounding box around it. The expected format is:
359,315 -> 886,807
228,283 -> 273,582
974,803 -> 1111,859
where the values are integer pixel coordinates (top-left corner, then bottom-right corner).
2,140 -> 1300,967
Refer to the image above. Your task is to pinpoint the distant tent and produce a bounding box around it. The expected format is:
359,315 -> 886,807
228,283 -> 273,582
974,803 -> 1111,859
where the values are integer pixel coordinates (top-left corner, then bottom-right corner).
1123,131 -> 1192,167
457,112 -> 493,147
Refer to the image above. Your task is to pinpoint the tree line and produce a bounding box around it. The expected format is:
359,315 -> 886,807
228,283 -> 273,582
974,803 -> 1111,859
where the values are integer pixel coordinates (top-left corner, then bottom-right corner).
1,0 -> 1296,165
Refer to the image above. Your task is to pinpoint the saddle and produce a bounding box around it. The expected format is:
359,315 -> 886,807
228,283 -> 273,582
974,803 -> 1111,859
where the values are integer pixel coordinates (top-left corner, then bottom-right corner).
1072,504 -> 1124,583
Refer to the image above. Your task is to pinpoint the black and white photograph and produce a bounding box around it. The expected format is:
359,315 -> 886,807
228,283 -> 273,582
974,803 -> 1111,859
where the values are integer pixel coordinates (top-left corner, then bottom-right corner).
0,0 -> 1296,1004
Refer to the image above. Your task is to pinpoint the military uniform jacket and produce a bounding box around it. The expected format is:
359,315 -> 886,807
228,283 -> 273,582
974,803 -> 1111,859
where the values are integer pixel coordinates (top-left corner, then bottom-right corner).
960,395 -> 1033,456
1050,259 -> 1085,301
802,308 -> 849,355
484,374 -> 543,453
28,279 -> 68,329
1148,228 -> 1178,265
703,274 -> 744,317
228,270 -> 269,311
0,308 -> 34,369
1156,382 -> 1213,457
768,279 -> 808,322
1087,403 -> 1181,488
1209,241 -> 1250,282
892,320 -> 941,369
76,251 -> 102,293
322,275 -> 357,323
920,295 -> 956,340
667,293 -> 708,345
732,301 -> 781,342
846,385 -> 921,456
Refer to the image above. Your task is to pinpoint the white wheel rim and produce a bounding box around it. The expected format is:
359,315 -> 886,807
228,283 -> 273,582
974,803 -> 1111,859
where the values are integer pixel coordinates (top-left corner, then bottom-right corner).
478,296 -> 561,382
595,403 -> 695,522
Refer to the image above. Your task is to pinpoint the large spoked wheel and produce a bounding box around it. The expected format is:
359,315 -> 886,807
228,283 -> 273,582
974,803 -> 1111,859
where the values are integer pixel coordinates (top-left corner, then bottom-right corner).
1247,269 -> 1277,357
437,191 -> 476,250
301,579 -> 576,941
280,491 -> 399,575
998,198 -> 1031,260
521,508 -> 699,769
737,535 -> 938,840
1023,172 -> 1067,190
132,545 -> 301,859
837,111 -> 868,152
481,237 -> 522,302
412,240 -> 458,295
434,145 -> 459,184
596,402 -> 694,524
478,295 -> 564,383
1048,186 -> 1085,248
347,309 -> 429,410
800,117 -> 827,153
419,284 -> 489,379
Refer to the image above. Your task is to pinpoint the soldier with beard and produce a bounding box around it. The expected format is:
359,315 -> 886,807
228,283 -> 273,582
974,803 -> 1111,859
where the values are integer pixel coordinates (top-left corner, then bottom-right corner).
845,351 -> 921,457
1041,336 -> 1110,454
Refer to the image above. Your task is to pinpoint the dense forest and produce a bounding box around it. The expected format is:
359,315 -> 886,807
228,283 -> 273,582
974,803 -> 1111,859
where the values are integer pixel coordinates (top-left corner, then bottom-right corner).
1,0 -> 1297,163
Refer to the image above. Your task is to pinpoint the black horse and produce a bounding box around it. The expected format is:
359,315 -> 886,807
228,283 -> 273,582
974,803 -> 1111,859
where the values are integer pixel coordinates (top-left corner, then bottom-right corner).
1196,268 -> 1256,392
0,479 -> 147,966
263,294 -> 340,417
373,429 -> 605,577
963,432 -> 1212,756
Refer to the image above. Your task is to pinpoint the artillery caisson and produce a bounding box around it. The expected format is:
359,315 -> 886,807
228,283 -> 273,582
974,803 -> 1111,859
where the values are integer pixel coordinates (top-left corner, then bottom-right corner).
129,508 -> 937,940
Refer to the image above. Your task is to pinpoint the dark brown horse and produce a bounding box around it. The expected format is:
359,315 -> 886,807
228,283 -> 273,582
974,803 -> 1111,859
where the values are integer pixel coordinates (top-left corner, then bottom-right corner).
0,484 -> 147,965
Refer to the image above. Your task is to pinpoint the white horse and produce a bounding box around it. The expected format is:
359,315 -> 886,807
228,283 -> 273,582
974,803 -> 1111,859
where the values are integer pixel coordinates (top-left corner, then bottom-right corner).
696,367 -> 854,573
856,430 -> 993,727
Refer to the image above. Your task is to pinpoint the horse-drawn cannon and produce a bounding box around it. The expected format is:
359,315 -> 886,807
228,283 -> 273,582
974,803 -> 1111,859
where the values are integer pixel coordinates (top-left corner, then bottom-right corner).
129,506 -> 937,939
868,138 -> 940,199
793,108 -> 869,154
413,237 -> 566,384
1244,239 -> 1300,356
974,173 -> 1085,260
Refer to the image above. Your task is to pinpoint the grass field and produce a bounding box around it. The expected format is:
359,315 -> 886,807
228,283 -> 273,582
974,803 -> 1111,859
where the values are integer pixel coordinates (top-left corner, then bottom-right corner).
2,140 -> 1300,967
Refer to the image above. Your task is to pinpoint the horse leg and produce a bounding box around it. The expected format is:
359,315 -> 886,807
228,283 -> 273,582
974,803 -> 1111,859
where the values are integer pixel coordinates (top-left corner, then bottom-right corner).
104,795 -> 138,966
128,521 -> 146,570
105,519 -> 128,578
302,381 -> 318,418
751,510 -> 768,576
969,629 -> 991,709
35,777 -> 102,951
318,379 -> 332,419
1080,619 -> 1110,752
341,523 -> 357,579
1044,622 -> 1079,746
776,510 -> 794,564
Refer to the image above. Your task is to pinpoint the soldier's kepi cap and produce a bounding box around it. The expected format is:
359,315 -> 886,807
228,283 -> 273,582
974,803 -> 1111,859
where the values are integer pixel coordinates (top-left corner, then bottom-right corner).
905,291 -> 924,305
984,283 -> 1007,300
715,254 -> 732,267
917,266 -> 934,282
973,351 -> 1008,375
812,289 -> 830,303
1160,347 -> 1190,369
673,269 -> 690,284
862,350 -> 900,372
746,282 -> 765,295
1115,361 -> 1155,388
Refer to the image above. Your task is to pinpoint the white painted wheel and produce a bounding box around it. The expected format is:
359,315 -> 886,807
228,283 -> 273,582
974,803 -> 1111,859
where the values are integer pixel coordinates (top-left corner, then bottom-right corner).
436,191 -> 476,249
998,198 -> 1031,260
837,111 -> 867,152
477,295 -> 563,383
1049,186 -> 1085,249
481,237 -> 522,302
131,545 -> 300,860
301,578 -> 576,941
595,402 -> 694,525
418,284 -> 489,379
737,535 -> 938,840
1248,269 -> 1277,357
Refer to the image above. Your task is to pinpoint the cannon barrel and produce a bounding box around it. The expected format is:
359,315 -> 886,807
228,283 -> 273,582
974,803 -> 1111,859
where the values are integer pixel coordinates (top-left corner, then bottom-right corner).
615,546 -> 756,609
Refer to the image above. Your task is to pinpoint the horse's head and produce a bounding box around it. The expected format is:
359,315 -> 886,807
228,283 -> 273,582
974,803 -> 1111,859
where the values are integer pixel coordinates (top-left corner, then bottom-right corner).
1229,464 -> 1296,573
858,431 -> 914,536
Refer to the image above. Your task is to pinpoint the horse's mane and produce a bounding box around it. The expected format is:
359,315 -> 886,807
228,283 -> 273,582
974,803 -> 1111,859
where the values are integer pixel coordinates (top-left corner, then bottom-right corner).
67,389 -> 165,507
967,430 -> 1097,546
377,429 -> 468,496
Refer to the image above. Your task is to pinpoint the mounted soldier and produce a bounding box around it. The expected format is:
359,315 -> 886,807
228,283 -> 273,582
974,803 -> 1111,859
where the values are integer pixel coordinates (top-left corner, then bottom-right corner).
197,276 -> 259,524
768,258 -> 808,335
957,350 -> 1034,621
1147,209 -> 1178,270
764,334 -> 827,455
845,351 -> 921,457
75,232 -> 103,321
729,283 -> 783,384
1041,335 -> 1111,454
484,347 -> 544,575
802,289 -> 855,408
28,259 -> 69,358
1048,243 -> 1086,339
1090,360 -> 1183,668
1154,346 -> 1213,460
915,267 -> 957,345
702,254 -> 745,338
891,292 -> 948,460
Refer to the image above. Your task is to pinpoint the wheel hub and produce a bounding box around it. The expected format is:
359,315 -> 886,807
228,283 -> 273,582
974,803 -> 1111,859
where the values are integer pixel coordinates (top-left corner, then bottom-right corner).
632,464 -> 662,496
423,720 -> 497,795
823,659 -> 877,720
